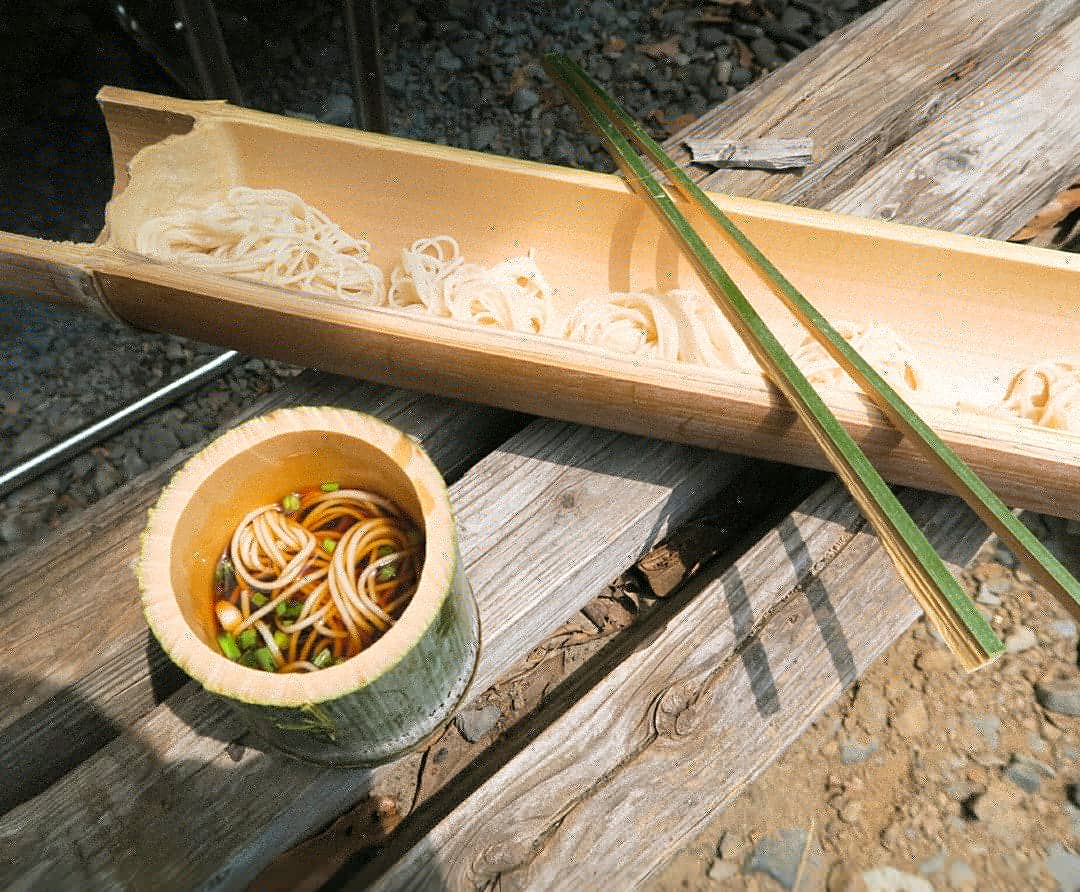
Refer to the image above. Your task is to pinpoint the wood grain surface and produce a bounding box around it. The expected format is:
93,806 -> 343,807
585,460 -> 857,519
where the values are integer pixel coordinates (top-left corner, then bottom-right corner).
358,485 -> 984,891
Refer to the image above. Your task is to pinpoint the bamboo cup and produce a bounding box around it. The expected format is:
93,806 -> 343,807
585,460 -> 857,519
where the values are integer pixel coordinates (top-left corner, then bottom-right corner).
138,406 -> 479,766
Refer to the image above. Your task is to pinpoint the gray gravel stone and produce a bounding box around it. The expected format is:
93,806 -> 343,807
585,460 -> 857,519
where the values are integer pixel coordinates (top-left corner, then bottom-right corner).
13,427 -> 49,456
965,712 -> 1001,749
745,828 -> 810,890
1036,680 -> 1080,716
698,27 -> 729,49
511,87 -> 540,114
840,739 -> 879,765
454,704 -> 501,742
1052,620 -> 1079,639
750,36 -> 781,65
947,860 -> 976,887
981,575 -> 1014,596
1013,753 -> 1056,778
1004,758 -> 1042,793
311,91 -> 345,123
730,67 -> 754,89
1046,843 -> 1080,892
862,866 -> 934,892
121,451 -> 149,479
1067,803 -> 1080,840
782,7 -> 815,31
69,454 -> 96,478
976,584 -> 1003,606
919,850 -> 947,875
471,124 -> 499,151
992,543 -> 1019,567
1006,625 -> 1038,653
92,463 -> 123,497
707,858 -> 739,882
731,22 -> 765,40
434,47 -> 463,72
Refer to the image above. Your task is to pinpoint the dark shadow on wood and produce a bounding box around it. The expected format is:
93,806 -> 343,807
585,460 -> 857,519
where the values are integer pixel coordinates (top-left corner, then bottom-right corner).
778,512 -> 860,690
721,568 -> 780,716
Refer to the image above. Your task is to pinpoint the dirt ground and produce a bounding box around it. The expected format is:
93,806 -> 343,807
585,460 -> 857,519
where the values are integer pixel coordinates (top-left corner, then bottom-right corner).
646,519 -> 1080,891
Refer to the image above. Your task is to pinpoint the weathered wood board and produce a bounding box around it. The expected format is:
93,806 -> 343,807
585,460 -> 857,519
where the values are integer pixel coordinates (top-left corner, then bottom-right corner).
358,484 -> 984,891
667,0 -> 1078,214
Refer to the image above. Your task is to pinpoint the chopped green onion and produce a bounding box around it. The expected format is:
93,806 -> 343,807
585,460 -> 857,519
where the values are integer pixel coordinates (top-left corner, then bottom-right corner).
217,633 -> 241,661
284,602 -> 303,620
237,628 -> 258,651
312,648 -> 333,669
281,492 -> 301,513
239,650 -> 260,669
274,630 -> 289,650
251,592 -> 268,608
275,600 -> 288,617
322,538 -> 336,555
254,647 -> 277,672
320,481 -> 340,492
377,563 -> 398,582
377,544 -> 394,558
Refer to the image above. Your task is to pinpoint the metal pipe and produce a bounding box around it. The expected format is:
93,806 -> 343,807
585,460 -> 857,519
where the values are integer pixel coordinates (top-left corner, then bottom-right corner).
343,0 -> 389,132
0,351 -> 243,499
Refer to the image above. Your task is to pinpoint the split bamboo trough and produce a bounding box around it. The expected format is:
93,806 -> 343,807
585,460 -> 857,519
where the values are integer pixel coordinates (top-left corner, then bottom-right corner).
3,88 -> 1078,517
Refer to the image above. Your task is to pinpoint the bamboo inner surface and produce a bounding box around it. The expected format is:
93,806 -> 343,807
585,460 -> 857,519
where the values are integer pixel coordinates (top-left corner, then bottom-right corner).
102,112 -> 1079,413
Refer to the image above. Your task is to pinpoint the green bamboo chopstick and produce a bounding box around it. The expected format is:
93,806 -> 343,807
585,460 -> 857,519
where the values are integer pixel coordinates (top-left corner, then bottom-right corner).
543,51 -> 1004,670
546,52 -> 1080,629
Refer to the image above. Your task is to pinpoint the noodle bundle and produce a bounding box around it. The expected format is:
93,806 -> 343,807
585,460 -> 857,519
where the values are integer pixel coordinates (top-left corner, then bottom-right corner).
562,291 -> 681,361
135,186 -> 386,305
388,235 -> 559,334
212,483 -> 422,673
791,320 -> 923,396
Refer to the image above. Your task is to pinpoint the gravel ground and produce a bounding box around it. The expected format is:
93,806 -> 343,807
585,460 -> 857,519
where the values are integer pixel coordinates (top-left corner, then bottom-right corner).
646,521 -> 1080,891
0,0 -> 877,560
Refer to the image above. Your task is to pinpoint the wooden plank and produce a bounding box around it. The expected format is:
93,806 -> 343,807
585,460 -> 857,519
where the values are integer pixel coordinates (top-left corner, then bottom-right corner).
828,12 -> 1080,238
0,375 -> 527,812
666,0 -> 1077,206
353,12 -> 1080,887
360,483 -> 983,891
0,428 -> 739,889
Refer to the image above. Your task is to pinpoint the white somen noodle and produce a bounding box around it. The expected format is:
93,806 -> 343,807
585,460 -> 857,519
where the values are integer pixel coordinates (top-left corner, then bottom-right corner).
135,187 -> 386,305
790,320 -> 924,396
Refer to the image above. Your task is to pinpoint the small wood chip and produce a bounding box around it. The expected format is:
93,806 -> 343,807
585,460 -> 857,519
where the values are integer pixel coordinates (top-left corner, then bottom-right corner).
684,136 -> 813,171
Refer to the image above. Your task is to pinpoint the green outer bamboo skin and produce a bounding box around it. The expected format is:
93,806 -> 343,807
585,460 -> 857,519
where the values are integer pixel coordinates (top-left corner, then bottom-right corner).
239,557 -> 479,767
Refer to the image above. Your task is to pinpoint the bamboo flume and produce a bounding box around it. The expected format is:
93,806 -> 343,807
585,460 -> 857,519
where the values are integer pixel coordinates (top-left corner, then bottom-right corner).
544,52 -> 1080,670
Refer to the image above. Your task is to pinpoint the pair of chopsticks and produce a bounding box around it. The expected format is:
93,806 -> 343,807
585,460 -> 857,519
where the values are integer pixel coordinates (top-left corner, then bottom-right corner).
543,52 -> 1080,671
